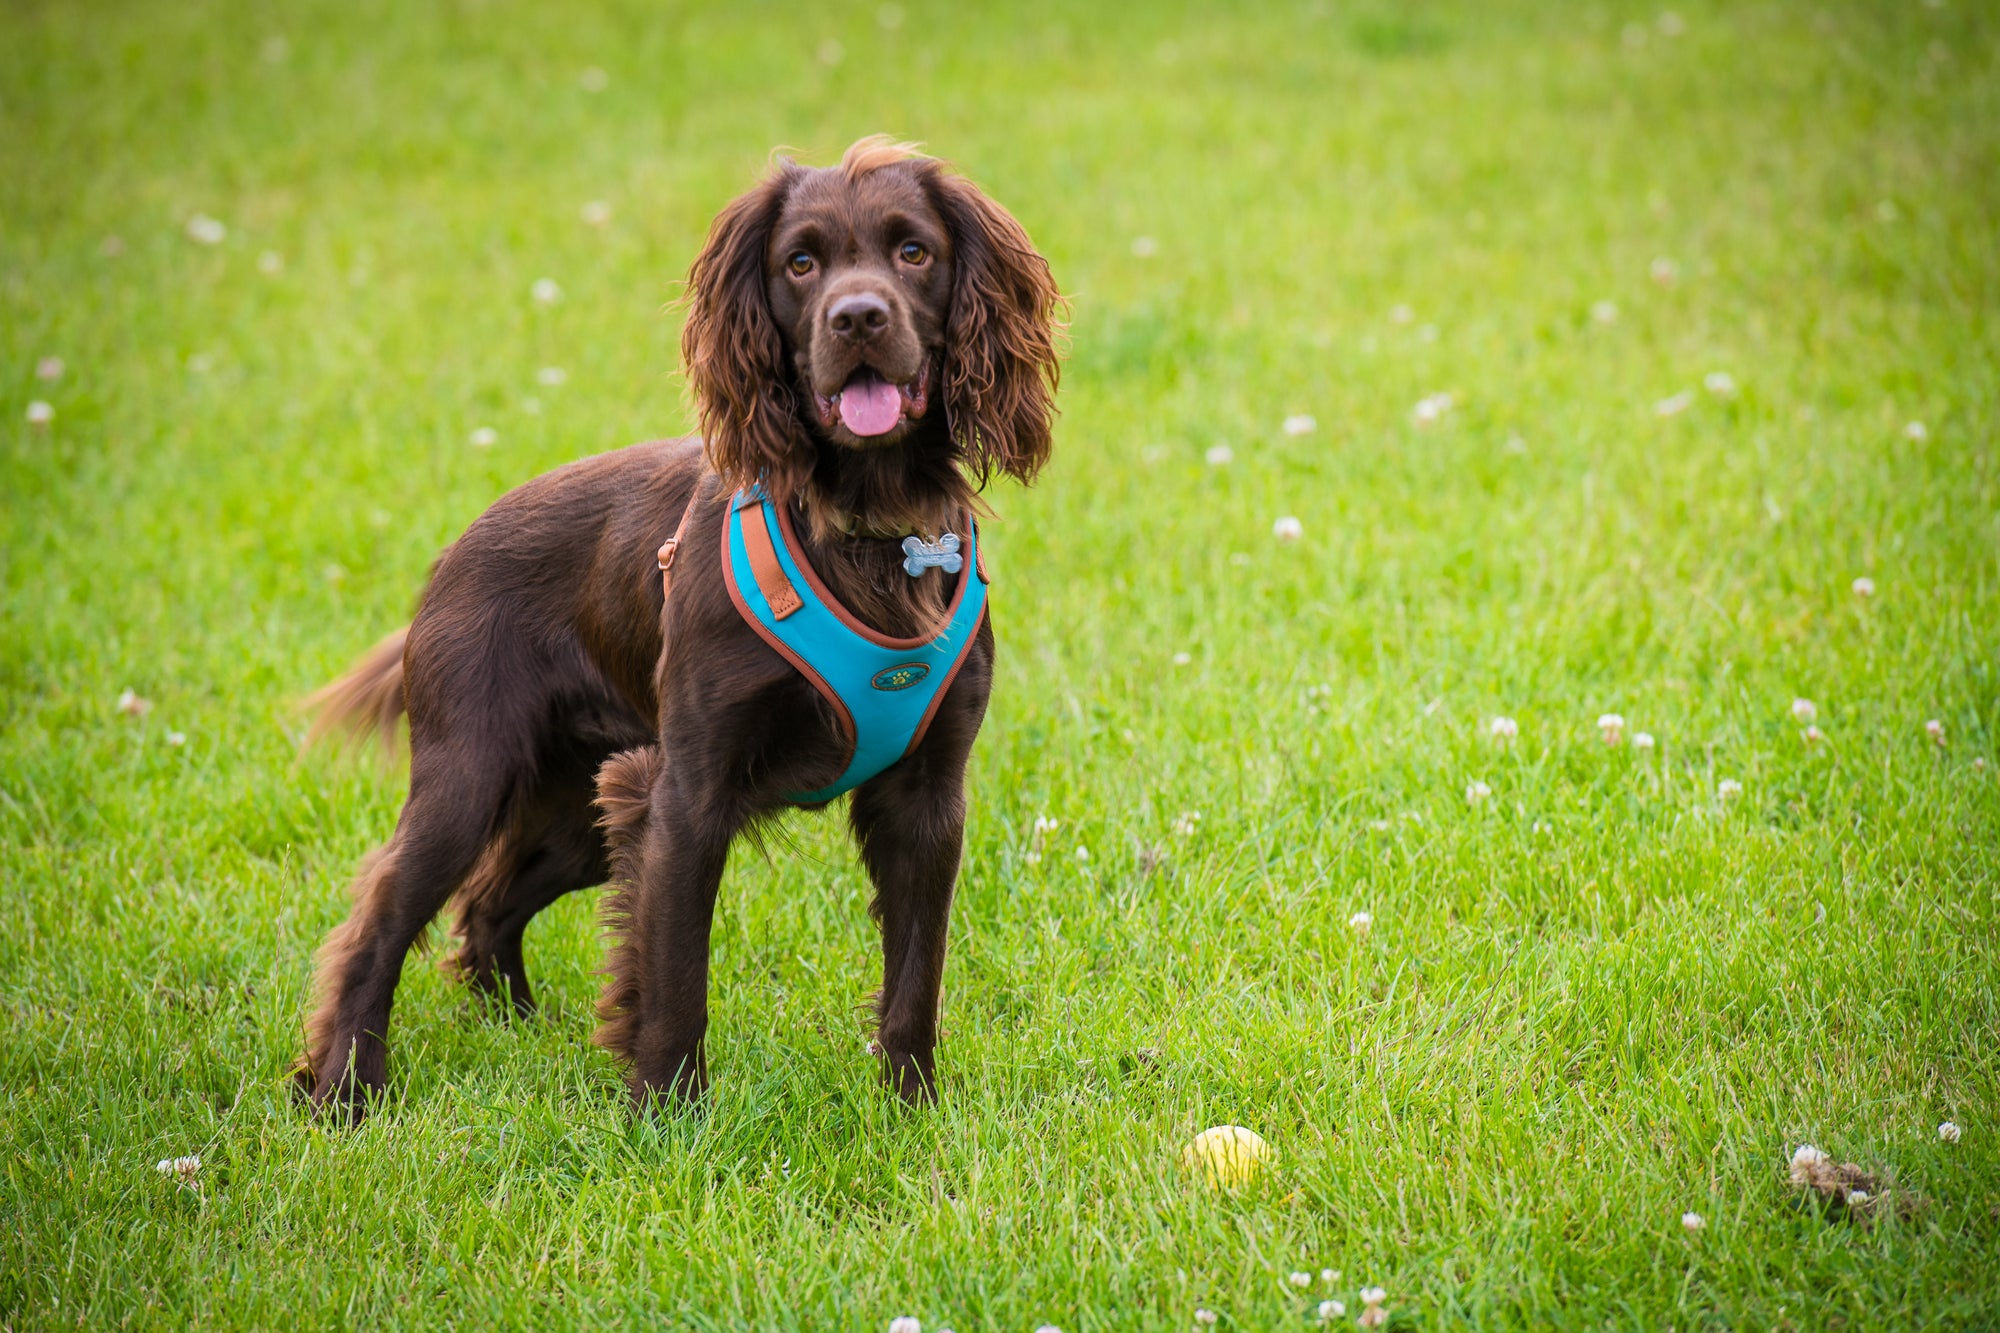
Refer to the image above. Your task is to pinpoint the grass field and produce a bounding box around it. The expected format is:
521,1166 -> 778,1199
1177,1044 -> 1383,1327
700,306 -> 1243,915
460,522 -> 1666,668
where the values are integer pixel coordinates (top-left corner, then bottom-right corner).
4,0 -> 1998,1327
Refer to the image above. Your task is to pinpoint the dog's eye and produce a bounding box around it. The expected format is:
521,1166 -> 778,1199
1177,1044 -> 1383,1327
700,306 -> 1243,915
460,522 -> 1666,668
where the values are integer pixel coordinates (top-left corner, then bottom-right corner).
787,252 -> 815,277
898,241 -> 928,266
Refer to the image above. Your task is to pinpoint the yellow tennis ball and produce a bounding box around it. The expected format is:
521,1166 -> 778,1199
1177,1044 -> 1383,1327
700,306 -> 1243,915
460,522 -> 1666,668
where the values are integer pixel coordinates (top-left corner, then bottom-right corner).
1181,1124 -> 1270,1188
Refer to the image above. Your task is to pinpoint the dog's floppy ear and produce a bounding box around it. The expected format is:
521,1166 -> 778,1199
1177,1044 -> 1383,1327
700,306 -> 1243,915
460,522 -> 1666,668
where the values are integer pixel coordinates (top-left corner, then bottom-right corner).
681,166 -> 812,499
926,169 -> 1064,486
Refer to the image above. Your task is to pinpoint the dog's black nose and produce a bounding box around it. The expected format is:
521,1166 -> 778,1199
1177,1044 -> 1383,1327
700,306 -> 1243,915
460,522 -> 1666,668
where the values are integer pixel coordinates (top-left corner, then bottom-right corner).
827,292 -> 891,342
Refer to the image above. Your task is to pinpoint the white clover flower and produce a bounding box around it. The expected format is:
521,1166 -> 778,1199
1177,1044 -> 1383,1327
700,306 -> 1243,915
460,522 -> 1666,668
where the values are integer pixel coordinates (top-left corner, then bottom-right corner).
1703,371 -> 1736,395
1925,719 -> 1945,745
536,366 -> 569,386
1283,413 -> 1317,435
1411,392 -> 1453,425
1803,725 -> 1823,744
1129,235 -> 1158,258
1791,698 -> 1817,723
1349,911 -> 1372,933
1489,716 -> 1518,742
35,356 -> 63,380
1904,420 -> 1928,441
1194,1311 -> 1217,1327
1466,780 -> 1491,804
257,250 -> 284,275
1172,811 -> 1201,838
1034,1326 -> 1063,1333
1390,303 -> 1414,324
1681,1211 -> 1705,1232
1845,1189 -> 1869,1207
1204,444 -> 1234,466
865,1037 -> 882,1056
889,1318 -> 921,1333
578,66 -> 608,91
1033,816 -> 1059,834
1654,391 -> 1693,417
166,731 -> 186,746
1172,651 -> 1193,666
469,426 -> 498,447
1321,1269 -> 1338,1285
531,278 -> 562,304
1632,731 -> 1656,750
1317,1300 -> 1346,1321
1024,852 -> 1041,866
26,400 -> 53,425
1651,256 -> 1678,284
185,214 -> 227,244
1591,300 -> 1618,323
155,1155 -> 201,1185
118,689 -> 152,716
1289,1271 -> 1311,1289
1717,779 -> 1742,801
1074,845 -> 1090,862
1851,576 -> 1875,597
1597,713 -> 1626,745
581,199 -> 613,226
1273,515 -> 1303,543
1939,1121 -> 1961,1143
1789,1143 -> 1829,1184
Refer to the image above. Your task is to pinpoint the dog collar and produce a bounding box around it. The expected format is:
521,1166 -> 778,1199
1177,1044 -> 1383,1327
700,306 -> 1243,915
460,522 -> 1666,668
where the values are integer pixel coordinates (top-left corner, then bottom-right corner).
721,486 -> 987,804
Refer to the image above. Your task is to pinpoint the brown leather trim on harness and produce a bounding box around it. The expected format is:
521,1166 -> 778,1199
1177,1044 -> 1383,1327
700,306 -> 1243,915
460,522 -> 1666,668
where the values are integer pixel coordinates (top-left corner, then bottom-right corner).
657,484 -> 703,602
734,492 -> 803,619
718,501 -> 858,759
905,603 -> 988,759
773,499 -> 971,648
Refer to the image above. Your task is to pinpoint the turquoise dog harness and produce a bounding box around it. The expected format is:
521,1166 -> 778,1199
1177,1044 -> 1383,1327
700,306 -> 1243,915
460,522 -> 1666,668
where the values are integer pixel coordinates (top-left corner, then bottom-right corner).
660,484 -> 987,804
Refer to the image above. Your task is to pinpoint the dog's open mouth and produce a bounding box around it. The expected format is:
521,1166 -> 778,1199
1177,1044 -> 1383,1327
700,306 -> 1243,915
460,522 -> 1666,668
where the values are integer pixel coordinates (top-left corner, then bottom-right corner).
817,362 -> 930,438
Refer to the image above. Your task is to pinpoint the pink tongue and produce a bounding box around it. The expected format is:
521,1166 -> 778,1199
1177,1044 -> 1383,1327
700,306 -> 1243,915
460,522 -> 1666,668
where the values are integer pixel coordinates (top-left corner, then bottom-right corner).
838,377 -> 903,436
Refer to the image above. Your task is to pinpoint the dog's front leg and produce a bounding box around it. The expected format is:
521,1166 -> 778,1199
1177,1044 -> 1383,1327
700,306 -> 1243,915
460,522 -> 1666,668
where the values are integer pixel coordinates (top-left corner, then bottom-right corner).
850,752 -> 972,1105
597,751 -> 736,1109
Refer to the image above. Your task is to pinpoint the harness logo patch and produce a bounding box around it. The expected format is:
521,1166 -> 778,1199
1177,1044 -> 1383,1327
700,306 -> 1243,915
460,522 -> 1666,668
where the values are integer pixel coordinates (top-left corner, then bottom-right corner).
871,662 -> 931,692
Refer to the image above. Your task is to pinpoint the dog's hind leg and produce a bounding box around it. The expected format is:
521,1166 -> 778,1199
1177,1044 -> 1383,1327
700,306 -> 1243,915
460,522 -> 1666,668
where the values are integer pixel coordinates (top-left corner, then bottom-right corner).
446,760 -> 609,1016
297,744 -> 512,1124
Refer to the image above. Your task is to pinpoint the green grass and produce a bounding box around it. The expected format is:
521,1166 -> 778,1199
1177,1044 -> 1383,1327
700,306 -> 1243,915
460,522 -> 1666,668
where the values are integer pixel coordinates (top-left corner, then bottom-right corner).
4,0 -> 1997,1327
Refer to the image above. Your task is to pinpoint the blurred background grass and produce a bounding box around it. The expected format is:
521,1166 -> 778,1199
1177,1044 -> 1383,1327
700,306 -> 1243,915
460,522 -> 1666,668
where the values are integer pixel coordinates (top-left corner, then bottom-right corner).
3,0 -> 1997,1328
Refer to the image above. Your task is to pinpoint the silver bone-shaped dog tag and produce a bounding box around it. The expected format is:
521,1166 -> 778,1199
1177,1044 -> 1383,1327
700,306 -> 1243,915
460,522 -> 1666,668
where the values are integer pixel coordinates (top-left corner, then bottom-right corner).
901,531 -> 963,577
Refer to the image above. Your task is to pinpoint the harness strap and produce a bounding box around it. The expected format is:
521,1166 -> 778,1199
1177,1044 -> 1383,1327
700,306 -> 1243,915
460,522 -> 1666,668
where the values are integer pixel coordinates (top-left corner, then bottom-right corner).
657,484 -> 702,602
734,491 -> 803,619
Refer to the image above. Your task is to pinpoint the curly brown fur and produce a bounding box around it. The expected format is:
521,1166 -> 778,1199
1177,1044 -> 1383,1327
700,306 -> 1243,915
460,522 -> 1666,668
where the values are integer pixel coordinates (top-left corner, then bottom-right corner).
304,628 -> 409,756
591,744 -> 663,1066
291,845 -> 393,1100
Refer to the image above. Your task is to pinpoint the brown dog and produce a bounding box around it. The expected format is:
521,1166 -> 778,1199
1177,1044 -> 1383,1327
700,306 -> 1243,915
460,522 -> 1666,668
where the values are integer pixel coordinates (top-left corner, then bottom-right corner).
297,138 -> 1062,1121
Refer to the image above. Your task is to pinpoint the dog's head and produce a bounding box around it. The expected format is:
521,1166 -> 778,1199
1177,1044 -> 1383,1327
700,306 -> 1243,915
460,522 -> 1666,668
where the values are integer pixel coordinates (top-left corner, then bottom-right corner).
682,138 -> 1063,504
